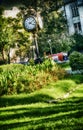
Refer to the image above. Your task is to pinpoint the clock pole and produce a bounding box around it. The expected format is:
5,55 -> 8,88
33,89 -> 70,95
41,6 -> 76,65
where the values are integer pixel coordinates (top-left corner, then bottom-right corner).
33,33 -> 39,59
32,3 -> 40,59
23,5 -> 43,62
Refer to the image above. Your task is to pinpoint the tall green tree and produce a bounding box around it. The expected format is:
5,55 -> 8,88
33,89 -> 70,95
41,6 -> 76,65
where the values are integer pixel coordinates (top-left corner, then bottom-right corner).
13,13 -> 32,60
0,8 -> 31,63
38,8 -> 68,56
1,0 -> 70,60
70,34 -> 83,53
0,16 -> 16,63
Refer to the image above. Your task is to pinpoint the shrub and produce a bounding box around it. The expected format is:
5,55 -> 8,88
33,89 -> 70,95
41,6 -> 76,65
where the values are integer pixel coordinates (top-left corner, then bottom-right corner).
69,51 -> 83,70
0,60 -> 66,96
0,59 -> 7,65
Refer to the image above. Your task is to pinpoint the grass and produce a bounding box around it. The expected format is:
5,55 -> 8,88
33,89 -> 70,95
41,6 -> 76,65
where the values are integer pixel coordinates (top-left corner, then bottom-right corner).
0,78 -> 83,130
57,61 -> 70,70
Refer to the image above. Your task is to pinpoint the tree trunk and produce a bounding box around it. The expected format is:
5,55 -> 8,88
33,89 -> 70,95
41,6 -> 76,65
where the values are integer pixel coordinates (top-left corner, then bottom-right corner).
8,47 -> 10,64
1,48 -> 5,60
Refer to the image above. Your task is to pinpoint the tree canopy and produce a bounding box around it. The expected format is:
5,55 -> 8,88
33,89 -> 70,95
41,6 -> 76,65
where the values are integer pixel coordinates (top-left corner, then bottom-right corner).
0,0 -> 83,63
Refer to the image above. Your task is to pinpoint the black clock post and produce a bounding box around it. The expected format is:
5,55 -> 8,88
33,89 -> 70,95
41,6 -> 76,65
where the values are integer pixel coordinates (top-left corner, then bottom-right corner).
32,33 -> 39,59
23,7 -> 43,62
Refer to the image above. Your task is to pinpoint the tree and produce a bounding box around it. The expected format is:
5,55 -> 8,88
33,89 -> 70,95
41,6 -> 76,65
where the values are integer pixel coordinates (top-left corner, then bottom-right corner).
0,8 -> 32,63
21,0 -> 63,11
13,13 -> 32,60
69,51 -> 83,70
0,7 -> 4,60
70,34 -> 83,53
1,0 -> 70,60
38,8 -> 68,56
0,16 -> 16,63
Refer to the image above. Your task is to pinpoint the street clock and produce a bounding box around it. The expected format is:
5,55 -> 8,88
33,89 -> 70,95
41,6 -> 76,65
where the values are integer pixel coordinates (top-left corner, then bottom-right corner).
23,7 -> 43,59
23,16 -> 36,32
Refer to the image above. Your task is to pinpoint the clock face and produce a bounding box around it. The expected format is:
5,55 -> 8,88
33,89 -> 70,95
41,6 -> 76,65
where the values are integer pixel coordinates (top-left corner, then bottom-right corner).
24,16 -> 36,31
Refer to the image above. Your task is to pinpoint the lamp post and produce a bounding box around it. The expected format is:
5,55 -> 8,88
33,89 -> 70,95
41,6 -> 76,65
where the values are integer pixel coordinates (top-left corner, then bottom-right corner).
48,39 -> 53,54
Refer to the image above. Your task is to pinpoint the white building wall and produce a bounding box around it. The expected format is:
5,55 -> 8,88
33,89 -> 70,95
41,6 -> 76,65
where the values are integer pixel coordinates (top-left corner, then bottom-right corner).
65,2 -> 83,35
65,4 -> 75,35
78,6 -> 83,34
3,7 -> 20,18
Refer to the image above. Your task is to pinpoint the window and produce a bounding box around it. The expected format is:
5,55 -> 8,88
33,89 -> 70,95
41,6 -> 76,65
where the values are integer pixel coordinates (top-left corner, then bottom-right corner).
70,2 -> 79,17
74,22 -> 81,33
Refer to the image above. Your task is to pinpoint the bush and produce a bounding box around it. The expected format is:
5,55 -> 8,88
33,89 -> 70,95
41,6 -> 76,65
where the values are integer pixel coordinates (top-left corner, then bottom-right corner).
0,59 -> 7,65
0,60 -> 66,96
69,51 -> 83,70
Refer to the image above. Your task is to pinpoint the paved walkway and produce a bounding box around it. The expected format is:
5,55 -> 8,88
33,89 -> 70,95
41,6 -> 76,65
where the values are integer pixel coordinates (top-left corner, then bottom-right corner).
66,69 -> 83,74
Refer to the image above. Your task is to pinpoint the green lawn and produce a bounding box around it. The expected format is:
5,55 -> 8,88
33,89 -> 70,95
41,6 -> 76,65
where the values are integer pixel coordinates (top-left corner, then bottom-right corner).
0,79 -> 83,130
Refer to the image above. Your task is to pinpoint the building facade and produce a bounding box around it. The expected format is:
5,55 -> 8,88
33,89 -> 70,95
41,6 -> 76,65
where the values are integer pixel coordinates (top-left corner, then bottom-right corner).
63,0 -> 83,35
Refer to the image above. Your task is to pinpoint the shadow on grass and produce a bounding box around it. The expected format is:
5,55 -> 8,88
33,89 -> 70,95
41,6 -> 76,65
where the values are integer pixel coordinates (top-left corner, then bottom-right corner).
0,96 -> 83,130
65,74 -> 83,84
0,93 -> 54,107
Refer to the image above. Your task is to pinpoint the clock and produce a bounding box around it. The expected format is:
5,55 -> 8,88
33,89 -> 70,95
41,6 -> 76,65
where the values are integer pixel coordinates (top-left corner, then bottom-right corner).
37,13 -> 43,29
24,16 -> 36,31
